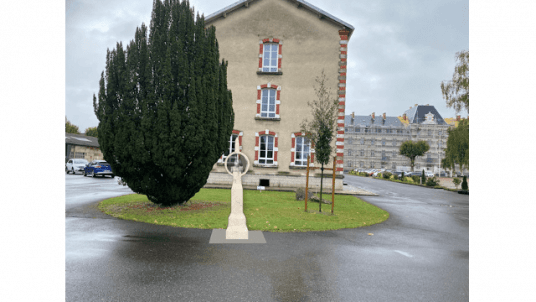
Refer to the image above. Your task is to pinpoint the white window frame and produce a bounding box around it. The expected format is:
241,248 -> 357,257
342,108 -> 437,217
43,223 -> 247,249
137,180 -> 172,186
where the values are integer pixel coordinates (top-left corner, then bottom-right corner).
261,88 -> 277,118
262,43 -> 279,72
259,135 -> 274,165
222,134 -> 239,163
294,136 -> 311,166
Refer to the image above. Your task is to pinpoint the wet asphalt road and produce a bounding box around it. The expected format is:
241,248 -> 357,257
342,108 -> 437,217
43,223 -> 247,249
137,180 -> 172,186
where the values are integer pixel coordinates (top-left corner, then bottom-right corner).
66,173 -> 468,302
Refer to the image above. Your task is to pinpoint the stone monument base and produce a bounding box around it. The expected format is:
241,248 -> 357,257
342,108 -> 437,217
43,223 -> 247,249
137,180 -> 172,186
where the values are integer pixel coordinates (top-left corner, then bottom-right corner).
209,229 -> 266,244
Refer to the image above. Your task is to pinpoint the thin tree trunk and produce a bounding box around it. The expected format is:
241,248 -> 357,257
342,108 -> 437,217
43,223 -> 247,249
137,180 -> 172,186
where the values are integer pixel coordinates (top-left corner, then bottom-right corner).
319,163 -> 323,212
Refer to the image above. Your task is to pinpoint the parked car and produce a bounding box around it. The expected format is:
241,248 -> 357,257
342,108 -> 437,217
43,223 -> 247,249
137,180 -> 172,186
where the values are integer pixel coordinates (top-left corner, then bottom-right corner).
392,171 -> 404,177
84,160 -> 114,178
66,159 -> 88,175
425,171 -> 434,177
435,171 -> 448,177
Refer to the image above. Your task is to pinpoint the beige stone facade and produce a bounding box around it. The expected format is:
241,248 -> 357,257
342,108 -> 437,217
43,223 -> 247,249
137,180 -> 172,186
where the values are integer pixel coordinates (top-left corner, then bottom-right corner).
205,0 -> 353,189
65,133 -> 103,163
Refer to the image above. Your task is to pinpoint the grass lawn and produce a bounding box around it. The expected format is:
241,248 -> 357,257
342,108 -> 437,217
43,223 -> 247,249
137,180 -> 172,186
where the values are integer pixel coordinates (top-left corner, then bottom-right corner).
98,189 -> 389,232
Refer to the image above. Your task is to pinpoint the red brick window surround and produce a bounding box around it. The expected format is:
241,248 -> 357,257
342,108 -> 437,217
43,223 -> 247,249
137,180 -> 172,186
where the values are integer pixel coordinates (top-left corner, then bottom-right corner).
258,38 -> 282,73
254,130 -> 278,166
256,83 -> 281,119
217,130 -> 243,163
290,132 -> 315,167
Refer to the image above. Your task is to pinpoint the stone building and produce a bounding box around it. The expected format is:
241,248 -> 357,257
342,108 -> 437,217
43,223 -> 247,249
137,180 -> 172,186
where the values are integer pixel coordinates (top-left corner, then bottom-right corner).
203,0 -> 353,190
65,133 -> 103,163
343,104 -> 450,173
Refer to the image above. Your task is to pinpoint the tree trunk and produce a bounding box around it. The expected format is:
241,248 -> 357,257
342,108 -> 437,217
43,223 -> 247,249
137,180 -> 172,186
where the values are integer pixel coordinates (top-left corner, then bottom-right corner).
319,163 -> 323,212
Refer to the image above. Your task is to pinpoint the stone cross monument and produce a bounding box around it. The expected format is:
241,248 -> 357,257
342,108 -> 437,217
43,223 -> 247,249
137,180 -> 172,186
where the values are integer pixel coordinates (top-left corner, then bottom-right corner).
224,138 -> 250,239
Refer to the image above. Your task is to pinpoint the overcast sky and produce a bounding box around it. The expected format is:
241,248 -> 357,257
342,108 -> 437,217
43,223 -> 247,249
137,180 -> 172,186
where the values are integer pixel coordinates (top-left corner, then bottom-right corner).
66,0 -> 468,132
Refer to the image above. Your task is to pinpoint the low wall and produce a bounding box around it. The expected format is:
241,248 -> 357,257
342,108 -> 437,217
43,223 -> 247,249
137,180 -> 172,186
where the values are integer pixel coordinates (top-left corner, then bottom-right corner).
206,172 -> 343,190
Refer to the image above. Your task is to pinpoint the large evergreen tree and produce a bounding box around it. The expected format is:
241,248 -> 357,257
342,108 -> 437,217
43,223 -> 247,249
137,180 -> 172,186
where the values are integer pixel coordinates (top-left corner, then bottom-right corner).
93,0 -> 234,206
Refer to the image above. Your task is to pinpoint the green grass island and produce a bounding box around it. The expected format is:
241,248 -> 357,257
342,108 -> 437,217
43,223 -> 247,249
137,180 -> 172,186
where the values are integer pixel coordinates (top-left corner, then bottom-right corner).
99,188 -> 389,232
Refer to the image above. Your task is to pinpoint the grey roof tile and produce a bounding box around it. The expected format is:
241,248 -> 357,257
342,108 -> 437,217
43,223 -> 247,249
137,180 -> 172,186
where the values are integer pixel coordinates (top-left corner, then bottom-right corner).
344,115 -> 404,127
403,105 -> 447,125
65,133 -> 100,147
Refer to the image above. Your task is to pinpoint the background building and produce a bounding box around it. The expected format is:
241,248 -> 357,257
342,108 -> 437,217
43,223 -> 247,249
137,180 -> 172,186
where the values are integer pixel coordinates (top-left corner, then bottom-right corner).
343,104 -> 450,173
204,0 -> 353,190
65,133 -> 103,163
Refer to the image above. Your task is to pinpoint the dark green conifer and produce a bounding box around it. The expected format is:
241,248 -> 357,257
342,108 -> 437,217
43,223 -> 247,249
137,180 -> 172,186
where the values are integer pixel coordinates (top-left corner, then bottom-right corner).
93,0 -> 234,206
461,175 -> 468,191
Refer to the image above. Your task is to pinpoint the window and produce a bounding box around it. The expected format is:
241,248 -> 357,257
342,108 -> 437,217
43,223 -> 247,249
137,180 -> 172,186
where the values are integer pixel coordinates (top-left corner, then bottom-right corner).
392,151 -> 396,158
376,128 -> 382,133
262,43 -> 279,72
365,127 -> 370,133
438,131 -> 442,136
360,138 -> 364,145
392,140 -> 396,146
346,127 -> 353,133
382,139 -> 385,146
256,84 -> 281,119
360,149 -> 364,156
428,130 -> 432,136
261,89 -> 276,117
360,161 -> 364,168
74,152 -> 86,159
259,135 -> 274,164
347,138 -> 353,145
392,162 -> 396,170
355,128 -> 360,133
223,134 -> 239,163
348,149 -> 352,156
371,139 -> 375,145
294,136 -> 311,166
371,150 -> 374,157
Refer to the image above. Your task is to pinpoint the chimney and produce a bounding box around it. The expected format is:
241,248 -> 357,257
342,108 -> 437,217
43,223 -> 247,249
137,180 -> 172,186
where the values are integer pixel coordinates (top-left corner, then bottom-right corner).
403,113 -> 406,120
456,115 -> 460,121
371,112 -> 375,119
351,112 -> 355,118
414,104 -> 418,107
382,112 -> 386,120
426,104 -> 429,106
409,106 -> 412,109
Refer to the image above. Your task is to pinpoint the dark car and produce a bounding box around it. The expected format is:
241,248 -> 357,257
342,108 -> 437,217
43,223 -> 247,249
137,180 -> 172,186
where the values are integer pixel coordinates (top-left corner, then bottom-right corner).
435,171 -> 448,177
84,160 -> 114,178
392,171 -> 404,177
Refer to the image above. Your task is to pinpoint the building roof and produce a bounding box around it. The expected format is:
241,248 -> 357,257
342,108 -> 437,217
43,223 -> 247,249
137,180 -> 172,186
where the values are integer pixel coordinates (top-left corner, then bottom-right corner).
443,117 -> 469,128
65,133 -> 100,147
403,105 -> 447,125
205,0 -> 354,38
344,115 -> 404,128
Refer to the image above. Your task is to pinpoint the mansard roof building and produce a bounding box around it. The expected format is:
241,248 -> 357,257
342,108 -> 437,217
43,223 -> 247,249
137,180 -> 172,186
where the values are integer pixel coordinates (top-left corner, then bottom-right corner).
203,0 -> 354,190
344,104 -> 451,173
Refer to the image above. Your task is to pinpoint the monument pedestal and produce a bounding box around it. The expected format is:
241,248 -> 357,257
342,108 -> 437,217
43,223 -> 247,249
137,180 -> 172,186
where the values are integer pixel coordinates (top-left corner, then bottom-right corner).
209,140 -> 265,244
